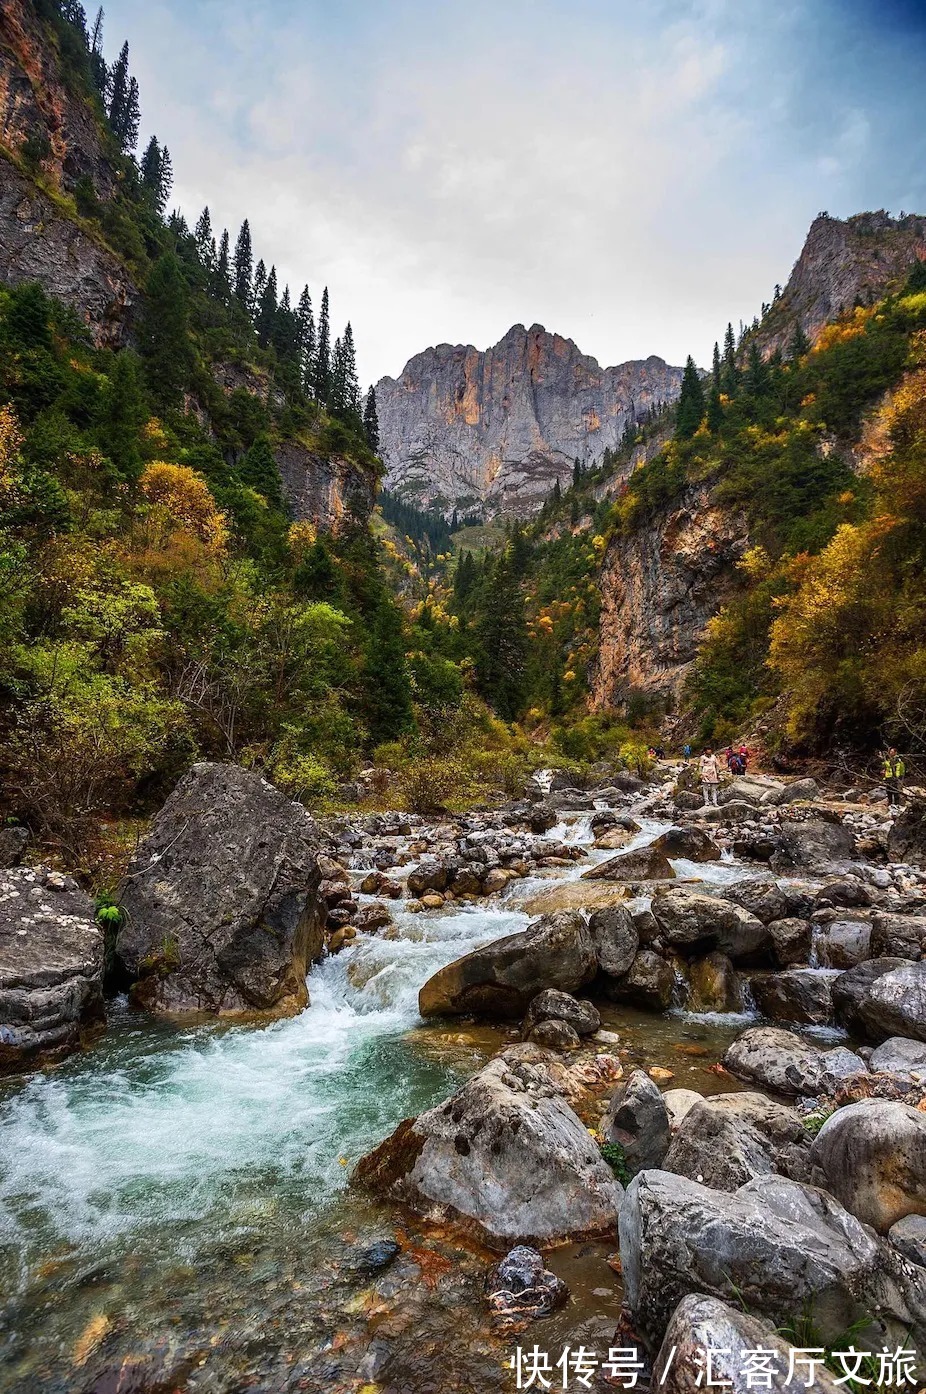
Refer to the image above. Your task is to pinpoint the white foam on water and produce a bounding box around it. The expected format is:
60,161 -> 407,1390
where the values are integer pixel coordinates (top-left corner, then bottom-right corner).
0,898 -> 525,1274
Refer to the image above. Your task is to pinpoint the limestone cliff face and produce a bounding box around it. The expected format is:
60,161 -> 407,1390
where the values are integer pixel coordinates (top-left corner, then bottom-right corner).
274,441 -> 377,533
376,324 -> 683,518
591,485 -> 749,706
0,0 -> 116,197
760,211 -> 926,357
0,156 -> 136,345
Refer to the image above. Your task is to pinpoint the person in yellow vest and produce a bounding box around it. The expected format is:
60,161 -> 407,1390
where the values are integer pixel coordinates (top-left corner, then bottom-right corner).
883,748 -> 906,808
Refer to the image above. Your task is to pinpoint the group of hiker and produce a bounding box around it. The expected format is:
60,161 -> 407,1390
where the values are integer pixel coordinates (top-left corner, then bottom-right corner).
689,743 -> 908,809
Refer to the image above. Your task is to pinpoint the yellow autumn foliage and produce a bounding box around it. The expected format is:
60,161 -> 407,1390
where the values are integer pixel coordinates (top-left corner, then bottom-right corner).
139,462 -> 228,552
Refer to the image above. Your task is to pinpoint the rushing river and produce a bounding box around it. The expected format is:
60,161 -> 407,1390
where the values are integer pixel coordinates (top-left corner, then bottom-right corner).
0,811 -> 776,1392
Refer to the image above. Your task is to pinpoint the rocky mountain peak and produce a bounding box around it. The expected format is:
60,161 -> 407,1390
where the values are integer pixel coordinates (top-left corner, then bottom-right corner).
758,209 -> 926,357
375,325 -> 683,518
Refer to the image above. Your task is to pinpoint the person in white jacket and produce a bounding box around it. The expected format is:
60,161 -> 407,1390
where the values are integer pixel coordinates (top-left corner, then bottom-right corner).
699,748 -> 720,806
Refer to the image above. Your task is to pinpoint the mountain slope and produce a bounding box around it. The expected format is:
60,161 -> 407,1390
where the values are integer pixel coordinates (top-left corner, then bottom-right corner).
376,322 -> 683,518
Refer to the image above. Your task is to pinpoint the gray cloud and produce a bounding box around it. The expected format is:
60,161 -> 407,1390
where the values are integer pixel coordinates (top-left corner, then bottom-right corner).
113,0 -> 926,385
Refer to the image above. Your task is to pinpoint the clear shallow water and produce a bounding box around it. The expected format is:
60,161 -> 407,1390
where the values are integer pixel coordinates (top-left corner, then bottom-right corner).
0,809 -> 779,1391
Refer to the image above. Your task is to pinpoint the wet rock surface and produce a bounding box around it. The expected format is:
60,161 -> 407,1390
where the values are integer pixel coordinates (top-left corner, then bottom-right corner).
353,1046 -> 623,1247
0,866 -> 103,1074
484,1245 -> 569,1320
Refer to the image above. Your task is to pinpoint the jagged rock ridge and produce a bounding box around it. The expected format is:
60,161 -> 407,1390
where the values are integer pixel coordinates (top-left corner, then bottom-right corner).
759,211 -> 926,357
375,323 -> 684,518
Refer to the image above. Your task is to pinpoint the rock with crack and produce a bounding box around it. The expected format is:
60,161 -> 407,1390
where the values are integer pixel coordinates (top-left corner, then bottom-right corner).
653,1293 -> 842,1393
662,1093 -> 811,1192
418,911 -> 596,1020
619,1169 -> 926,1350
0,866 -> 104,1074
116,762 -> 326,1016
522,989 -> 600,1038
749,968 -> 838,1026
588,904 -> 639,978
352,1047 -> 623,1249
484,1245 -> 569,1320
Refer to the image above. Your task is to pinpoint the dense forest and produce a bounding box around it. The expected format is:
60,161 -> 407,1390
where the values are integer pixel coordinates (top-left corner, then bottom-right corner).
3,2 -> 926,878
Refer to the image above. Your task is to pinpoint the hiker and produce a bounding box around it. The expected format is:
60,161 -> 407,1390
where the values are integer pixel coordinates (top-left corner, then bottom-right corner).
738,744 -> 750,773
884,747 -> 906,808
700,747 -> 720,805
726,747 -> 741,775
683,743 -> 692,761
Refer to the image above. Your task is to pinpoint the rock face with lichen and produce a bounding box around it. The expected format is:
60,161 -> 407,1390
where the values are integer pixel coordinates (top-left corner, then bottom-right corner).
274,440 -> 377,533
376,323 -> 683,518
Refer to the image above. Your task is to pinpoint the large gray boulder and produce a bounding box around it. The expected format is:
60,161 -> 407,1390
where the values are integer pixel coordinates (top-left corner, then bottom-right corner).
811,1100 -> 926,1232
771,818 -> 855,871
831,957 -> 907,1037
0,826 -> 28,869
888,798 -> 926,867
116,763 -> 326,1017
723,1026 -> 867,1097
651,887 -> 767,962
663,1102 -> 775,1191
619,1169 -> 926,1349
418,910 -> 596,1020
768,917 -> 812,966
603,1069 -> 670,1174
588,904 -> 638,978
0,866 -> 104,1074
890,1215 -> 926,1267
725,880 -> 814,926
582,844 -> 675,881
654,1294 -> 842,1393
854,961 -> 926,1043
353,1047 -> 622,1248
813,917 -> 872,969
760,777 -> 821,806
750,968 -> 838,1026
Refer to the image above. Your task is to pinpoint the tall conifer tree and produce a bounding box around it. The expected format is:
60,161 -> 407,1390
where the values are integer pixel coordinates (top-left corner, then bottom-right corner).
233,220 -> 253,308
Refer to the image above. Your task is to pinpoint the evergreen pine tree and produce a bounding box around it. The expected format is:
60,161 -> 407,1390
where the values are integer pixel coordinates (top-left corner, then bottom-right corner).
675,355 -> 705,438
329,335 -> 345,415
239,434 -> 285,510
156,145 -> 172,211
137,251 -> 193,407
313,287 -> 331,402
89,7 -> 108,101
364,596 -> 414,741
194,207 -> 214,269
256,264 -> 277,347
721,323 -> 737,395
363,386 -> 380,451
296,287 -> 315,388
473,555 -> 528,721
712,340 -> 722,392
745,340 -> 769,396
107,41 -> 130,143
213,229 -> 231,301
552,477 -> 561,504
339,323 -> 361,421
271,285 -> 298,366
706,388 -> 723,433
907,259 -> 926,292
252,259 -> 267,313
140,137 -> 161,194
233,220 -> 253,308
98,351 -> 147,481
787,321 -> 810,359
572,458 -> 581,487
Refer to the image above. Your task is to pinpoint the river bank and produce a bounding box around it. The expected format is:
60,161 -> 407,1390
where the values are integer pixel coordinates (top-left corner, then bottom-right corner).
2,762 -> 926,1391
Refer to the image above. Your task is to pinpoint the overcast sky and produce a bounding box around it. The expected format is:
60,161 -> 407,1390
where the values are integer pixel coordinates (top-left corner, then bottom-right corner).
107,0 -> 926,387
